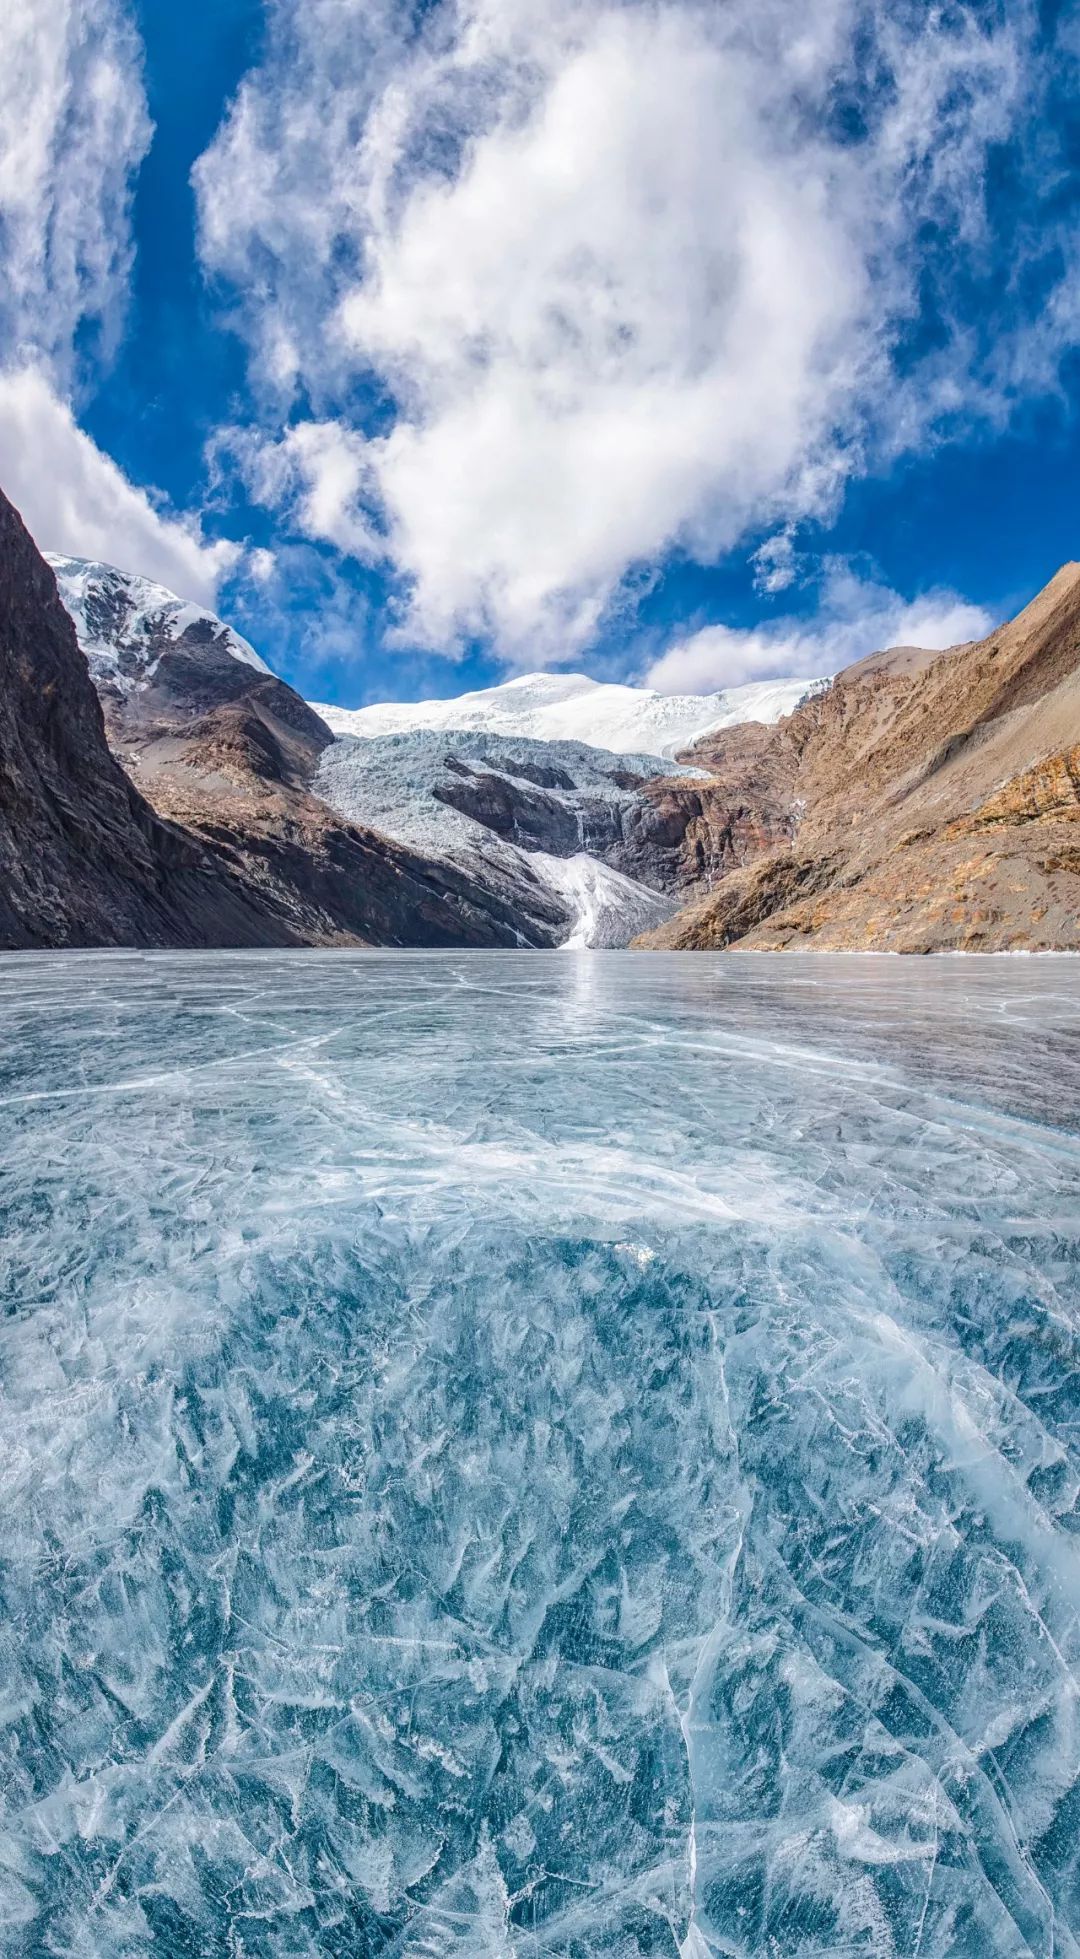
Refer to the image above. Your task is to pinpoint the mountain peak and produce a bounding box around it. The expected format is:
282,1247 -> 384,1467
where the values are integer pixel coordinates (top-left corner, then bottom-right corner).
46,554 -> 272,690
312,668 -> 822,761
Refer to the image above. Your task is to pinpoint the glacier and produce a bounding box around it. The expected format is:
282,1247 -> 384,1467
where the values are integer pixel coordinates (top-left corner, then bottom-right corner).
313,670 -> 824,759
313,730 -> 688,948
1,950 -> 1079,1958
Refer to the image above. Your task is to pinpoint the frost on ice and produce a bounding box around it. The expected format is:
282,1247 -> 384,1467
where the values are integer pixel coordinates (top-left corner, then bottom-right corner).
0,950 -> 1078,1957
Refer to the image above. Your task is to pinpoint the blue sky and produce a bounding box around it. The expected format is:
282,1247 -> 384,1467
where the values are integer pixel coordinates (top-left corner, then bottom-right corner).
1,0 -> 1079,707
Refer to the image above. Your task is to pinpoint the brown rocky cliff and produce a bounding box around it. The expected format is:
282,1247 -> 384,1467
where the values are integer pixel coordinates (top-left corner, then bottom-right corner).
636,565 -> 1080,952
85,573 -> 560,949
0,489 -> 299,949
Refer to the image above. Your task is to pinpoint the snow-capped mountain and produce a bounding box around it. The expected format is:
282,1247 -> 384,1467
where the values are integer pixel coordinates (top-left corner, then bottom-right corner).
46,555 -> 271,689
40,549 -> 823,948
313,670 -> 823,760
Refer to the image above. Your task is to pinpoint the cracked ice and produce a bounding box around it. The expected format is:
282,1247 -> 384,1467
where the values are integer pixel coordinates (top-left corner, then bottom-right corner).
1,950 -> 1078,1958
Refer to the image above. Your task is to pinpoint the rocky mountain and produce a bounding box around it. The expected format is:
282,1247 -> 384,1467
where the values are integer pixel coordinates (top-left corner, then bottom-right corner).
0,490 -> 299,949
10,539 -> 590,950
49,557 -> 808,950
315,668 -> 822,759
636,567 -> 1080,952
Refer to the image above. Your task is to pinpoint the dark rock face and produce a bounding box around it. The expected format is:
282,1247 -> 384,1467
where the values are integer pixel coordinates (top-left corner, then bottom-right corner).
433,760 -> 797,895
1,511 -> 577,951
0,490 -> 293,950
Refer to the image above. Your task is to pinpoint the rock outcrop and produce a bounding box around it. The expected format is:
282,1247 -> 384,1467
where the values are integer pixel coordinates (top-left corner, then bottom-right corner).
636,568 -> 1080,952
3,520 -> 581,950
0,489 -> 298,949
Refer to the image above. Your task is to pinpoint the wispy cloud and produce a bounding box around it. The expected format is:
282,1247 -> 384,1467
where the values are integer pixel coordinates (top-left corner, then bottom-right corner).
0,0 -> 242,601
645,562 -> 994,693
0,0 -> 150,381
195,0 -> 1059,661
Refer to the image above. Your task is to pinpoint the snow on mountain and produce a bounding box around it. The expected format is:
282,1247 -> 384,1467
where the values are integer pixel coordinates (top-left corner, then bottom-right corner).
47,555 -> 272,689
528,851 -> 674,950
313,728 -> 682,948
312,669 -> 823,760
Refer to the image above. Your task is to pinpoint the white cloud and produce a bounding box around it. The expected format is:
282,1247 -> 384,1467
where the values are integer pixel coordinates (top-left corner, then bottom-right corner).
0,0 -> 151,380
751,530 -> 801,597
269,422 -> 385,562
0,368 -> 239,606
644,564 -> 994,693
0,3 -> 250,607
195,0 -> 1039,660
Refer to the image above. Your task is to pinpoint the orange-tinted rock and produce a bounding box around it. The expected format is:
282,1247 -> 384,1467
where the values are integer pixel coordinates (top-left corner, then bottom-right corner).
636,567 -> 1080,952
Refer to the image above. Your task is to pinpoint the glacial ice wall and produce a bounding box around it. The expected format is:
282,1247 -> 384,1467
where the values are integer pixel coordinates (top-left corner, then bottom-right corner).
314,730 -> 683,947
1,951 -> 1078,1958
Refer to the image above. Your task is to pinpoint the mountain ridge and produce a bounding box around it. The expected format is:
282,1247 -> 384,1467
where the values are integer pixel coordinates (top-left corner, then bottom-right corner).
635,567 -> 1080,952
45,554 -> 272,688
12,531 -> 1079,954
314,669 -> 823,760
48,554 -> 826,949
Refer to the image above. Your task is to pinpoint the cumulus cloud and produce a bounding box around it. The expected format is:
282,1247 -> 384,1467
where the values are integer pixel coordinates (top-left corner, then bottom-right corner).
195,0 -> 1045,659
0,369 -> 239,605
645,563 -> 994,694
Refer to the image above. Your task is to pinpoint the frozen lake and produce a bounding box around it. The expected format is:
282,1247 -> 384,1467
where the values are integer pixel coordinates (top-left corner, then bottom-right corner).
2,951 -> 1079,1957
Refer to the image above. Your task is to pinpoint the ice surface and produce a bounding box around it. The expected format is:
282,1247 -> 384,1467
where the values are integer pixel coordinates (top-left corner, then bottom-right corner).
313,671 -> 824,759
1,951 -> 1078,1957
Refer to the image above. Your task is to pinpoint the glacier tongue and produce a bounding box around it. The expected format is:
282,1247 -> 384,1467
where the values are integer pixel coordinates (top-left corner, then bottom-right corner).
529,849 -> 674,947
1,950 -> 1079,1958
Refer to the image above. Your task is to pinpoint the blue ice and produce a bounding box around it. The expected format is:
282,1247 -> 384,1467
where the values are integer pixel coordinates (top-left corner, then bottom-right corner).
1,951 -> 1078,1957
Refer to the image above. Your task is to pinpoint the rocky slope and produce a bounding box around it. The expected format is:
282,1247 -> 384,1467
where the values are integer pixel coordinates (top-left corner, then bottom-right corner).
0,491 -> 301,950
13,543 -> 580,950
636,567 -> 1080,952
